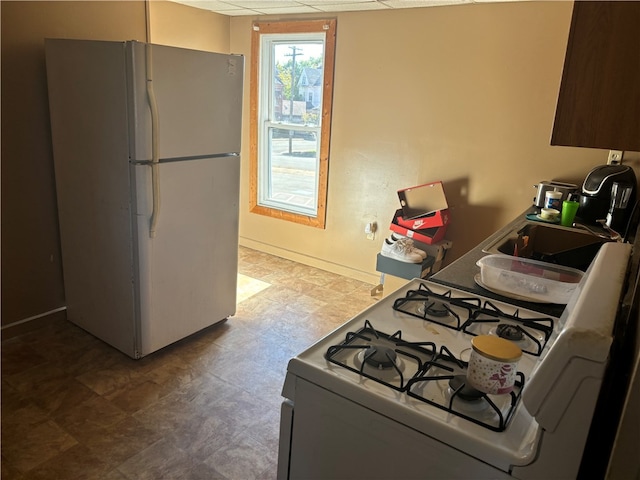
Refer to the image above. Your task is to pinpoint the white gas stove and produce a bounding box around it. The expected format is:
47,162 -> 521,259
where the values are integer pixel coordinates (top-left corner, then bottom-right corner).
277,242 -> 632,480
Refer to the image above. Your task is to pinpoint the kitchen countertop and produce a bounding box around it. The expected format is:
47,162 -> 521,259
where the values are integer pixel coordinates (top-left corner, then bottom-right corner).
430,208 -> 567,318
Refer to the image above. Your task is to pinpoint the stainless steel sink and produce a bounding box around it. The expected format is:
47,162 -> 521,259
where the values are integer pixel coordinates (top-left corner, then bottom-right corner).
482,220 -> 610,271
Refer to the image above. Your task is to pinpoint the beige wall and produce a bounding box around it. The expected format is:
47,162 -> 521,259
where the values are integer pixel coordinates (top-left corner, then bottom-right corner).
148,0 -> 230,51
232,2 -> 640,292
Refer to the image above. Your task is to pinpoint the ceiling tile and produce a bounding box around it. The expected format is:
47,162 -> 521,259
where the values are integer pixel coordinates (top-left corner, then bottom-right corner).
311,1 -> 389,11
175,0 -> 242,10
222,8 -> 265,14
253,4 -> 322,13
300,0 -> 377,3
380,0 -> 470,7
226,0 -> 303,7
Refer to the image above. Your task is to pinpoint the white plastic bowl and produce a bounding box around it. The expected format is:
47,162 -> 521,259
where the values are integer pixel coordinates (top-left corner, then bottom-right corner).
476,254 -> 584,304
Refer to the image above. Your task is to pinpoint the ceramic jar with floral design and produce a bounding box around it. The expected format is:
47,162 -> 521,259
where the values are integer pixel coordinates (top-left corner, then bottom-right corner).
467,335 -> 522,395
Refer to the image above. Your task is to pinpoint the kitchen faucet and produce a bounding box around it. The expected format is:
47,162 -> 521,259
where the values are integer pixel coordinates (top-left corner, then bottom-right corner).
572,220 -> 623,242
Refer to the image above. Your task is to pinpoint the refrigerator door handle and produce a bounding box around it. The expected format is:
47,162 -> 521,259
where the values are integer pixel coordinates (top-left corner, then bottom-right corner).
146,42 -> 161,238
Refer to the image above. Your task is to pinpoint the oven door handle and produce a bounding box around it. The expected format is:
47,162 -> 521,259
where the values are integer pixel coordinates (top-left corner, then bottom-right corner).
277,400 -> 294,479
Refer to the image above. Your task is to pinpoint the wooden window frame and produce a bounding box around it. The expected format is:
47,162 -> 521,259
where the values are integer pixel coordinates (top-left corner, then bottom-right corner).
249,19 -> 336,229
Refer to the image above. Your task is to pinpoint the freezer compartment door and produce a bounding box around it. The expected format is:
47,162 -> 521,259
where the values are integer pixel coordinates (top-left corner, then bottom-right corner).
129,42 -> 244,161
133,156 -> 240,356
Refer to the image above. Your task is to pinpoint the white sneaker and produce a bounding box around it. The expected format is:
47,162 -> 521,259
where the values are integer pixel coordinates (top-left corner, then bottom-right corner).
390,233 -> 427,260
381,238 -> 423,263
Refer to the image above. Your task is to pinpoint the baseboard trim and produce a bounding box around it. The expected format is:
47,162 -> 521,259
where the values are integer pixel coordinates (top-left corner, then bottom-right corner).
2,242 -> 381,340
239,237 -> 379,285
1,307 -> 67,339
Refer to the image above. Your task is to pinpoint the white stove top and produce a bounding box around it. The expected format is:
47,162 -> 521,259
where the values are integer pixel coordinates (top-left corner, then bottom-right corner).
283,278 -> 553,470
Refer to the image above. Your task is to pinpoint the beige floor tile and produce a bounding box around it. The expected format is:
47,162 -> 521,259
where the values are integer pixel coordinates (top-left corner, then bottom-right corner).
26,444 -> 112,480
204,432 -> 278,480
1,405 -> 78,473
1,246 -> 375,479
116,438 -> 225,480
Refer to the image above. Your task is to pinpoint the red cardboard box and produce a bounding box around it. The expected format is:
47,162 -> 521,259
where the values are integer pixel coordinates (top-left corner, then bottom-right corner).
395,208 -> 451,230
397,181 -> 449,220
390,209 -> 448,245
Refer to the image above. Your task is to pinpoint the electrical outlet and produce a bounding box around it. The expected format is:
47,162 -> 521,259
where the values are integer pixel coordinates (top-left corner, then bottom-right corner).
365,221 -> 377,240
362,214 -> 378,240
608,150 -> 624,165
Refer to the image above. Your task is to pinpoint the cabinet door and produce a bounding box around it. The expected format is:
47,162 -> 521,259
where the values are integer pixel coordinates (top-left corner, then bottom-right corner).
551,1 -> 640,151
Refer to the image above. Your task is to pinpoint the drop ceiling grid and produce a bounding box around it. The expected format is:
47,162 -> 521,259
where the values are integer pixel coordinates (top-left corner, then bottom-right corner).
171,0 -> 487,16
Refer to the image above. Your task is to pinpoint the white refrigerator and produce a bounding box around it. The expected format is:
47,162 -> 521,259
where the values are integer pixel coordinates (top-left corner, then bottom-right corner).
45,38 -> 244,358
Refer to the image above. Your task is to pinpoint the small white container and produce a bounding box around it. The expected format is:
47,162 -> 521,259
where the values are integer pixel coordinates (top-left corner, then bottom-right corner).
540,208 -> 560,221
476,254 -> 584,304
545,190 -> 562,210
467,335 -> 522,395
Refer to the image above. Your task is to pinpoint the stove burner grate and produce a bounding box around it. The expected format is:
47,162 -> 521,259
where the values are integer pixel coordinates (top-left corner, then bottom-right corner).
460,303 -> 554,356
392,284 -> 478,330
325,319 -> 437,391
462,308 -> 553,357
406,346 -> 525,432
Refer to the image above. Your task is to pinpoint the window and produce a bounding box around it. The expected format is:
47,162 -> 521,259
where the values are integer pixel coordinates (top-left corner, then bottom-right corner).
249,20 -> 336,228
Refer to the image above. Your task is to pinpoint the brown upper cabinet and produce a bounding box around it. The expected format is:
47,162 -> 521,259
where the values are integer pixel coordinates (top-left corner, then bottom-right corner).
551,1 -> 640,152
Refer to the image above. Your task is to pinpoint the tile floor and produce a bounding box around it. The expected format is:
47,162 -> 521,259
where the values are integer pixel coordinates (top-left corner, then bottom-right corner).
1,246 -> 379,479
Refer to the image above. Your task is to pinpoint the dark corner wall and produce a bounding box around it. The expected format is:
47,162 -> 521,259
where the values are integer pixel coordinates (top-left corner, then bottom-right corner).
1,1 -> 147,331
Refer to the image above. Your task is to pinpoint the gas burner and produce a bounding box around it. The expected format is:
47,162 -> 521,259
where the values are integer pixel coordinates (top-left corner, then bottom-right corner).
417,300 -> 450,318
354,348 -> 407,384
444,376 -> 490,414
393,286 -> 476,330
325,320 -> 435,392
406,346 -> 525,432
363,345 -> 397,369
449,375 -> 484,401
461,308 -> 554,357
496,324 -> 525,342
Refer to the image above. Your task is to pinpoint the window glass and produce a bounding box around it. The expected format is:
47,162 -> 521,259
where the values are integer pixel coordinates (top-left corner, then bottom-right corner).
250,20 -> 336,228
